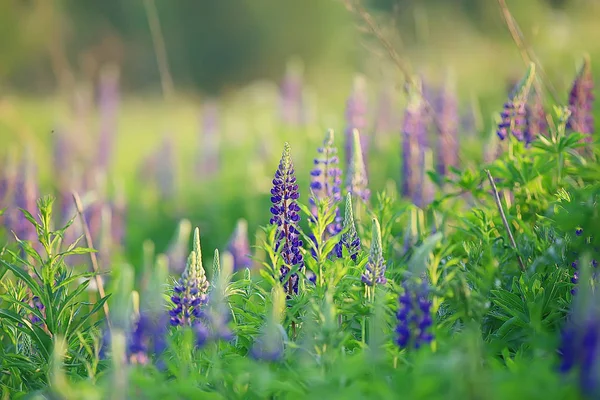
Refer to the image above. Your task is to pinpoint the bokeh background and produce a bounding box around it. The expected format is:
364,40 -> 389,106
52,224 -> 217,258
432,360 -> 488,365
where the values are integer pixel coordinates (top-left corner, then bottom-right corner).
1,0 -> 599,275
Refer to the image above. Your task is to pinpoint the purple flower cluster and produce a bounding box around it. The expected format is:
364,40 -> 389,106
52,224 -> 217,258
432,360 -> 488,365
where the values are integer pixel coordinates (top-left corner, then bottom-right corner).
128,312 -> 169,365
559,294 -> 600,397
497,100 -> 528,141
567,56 -> 594,138
169,228 -> 210,326
169,250 -> 209,327
429,83 -> 459,176
395,281 -> 434,349
362,218 -> 387,286
270,143 -> 304,295
309,129 -> 343,237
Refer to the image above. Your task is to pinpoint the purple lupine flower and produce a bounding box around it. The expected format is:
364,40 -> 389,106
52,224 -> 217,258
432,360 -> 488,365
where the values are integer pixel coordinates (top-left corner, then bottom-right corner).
269,143 -> 304,296
27,295 -> 46,327
96,65 -> 120,171
197,101 -> 220,177
169,228 -> 210,326
128,311 -> 169,365
395,280 -> 434,349
309,129 -> 343,238
346,129 -> 370,203
497,100 -> 527,141
524,92 -> 547,144
559,293 -> 600,397
567,56 -> 594,139
431,82 -> 459,176
344,76 -> 369,169
362,218 -> 387,286
497,64 -> 536,142
401,86 -> 427,200
226,219 -> 252,271
335,193 -> 361,261
279,60 -> 304,126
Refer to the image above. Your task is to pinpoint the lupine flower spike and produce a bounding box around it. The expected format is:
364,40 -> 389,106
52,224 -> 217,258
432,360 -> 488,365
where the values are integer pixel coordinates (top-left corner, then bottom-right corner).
335,193 -> 361,261
270,143 -> 304,296
309,129 -> 343,237
362,218 -> 387,289
497,63 -> 536,142
346,129 -> 370,204
567,55 -> 595,140
226,219 -> 252,271
169,228 -> 210,326
395,280 -> 434,350
559,290 -> 600,397
524,90 -> 548,144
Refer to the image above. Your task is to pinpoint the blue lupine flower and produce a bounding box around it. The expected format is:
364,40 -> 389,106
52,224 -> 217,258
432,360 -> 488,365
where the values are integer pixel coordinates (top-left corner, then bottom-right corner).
559,292 -> 600,397
309,129 -> 343,238
270,143 -> 304,295
169,228 -> 210,326
567,55 -> 594,138
128,311 -> 169,365
497,63 -> 535,142
346,129 -> 370,203
395,280 -> 434,349
497,100 -> 527,141
362,218 -> 387,286
335,193 -> 361,261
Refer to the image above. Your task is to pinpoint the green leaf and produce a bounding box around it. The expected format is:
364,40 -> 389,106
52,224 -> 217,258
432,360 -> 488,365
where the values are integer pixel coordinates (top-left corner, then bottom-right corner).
0,309 -> 52,359
0,259 -> 42,298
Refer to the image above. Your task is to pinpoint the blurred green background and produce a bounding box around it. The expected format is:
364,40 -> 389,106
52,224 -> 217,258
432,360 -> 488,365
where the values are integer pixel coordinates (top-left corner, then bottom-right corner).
1,0 -> 599,271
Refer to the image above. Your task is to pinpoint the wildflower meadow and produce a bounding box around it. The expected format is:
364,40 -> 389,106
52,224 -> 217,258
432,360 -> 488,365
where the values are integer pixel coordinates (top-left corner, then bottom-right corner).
1,1 -> 600,399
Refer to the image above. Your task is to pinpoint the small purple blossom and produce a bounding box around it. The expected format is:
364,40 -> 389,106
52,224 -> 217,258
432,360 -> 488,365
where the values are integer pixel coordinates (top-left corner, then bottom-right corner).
309,129 -> 343,238
270,143 -> 304,296
567,56 -> 594,139
169,228 -> 210,327
395,280 -> 434,350
559,292 -> 600,397
128,311 -> 169,365
497,100 -> 527,141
